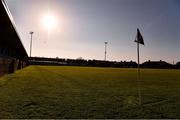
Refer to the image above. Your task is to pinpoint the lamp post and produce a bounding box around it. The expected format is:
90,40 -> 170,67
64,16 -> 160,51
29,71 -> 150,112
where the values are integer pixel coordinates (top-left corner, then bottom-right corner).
104,42 -> 108,61
29,31 -> 34,57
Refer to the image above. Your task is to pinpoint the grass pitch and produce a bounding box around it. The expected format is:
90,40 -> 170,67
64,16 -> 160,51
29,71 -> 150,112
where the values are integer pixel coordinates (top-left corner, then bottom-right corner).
0,66 -> 180,118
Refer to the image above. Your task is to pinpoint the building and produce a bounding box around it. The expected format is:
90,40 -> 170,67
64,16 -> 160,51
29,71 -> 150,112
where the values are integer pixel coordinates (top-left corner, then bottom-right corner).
141,60 -> 172,69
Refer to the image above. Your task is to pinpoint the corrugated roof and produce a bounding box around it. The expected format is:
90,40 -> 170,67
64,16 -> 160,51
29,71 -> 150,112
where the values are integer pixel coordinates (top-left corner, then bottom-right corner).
0,0 -> 28,59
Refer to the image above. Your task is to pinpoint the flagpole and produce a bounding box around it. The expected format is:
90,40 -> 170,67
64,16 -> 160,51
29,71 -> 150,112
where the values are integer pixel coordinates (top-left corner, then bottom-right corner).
137,41 -> 142,106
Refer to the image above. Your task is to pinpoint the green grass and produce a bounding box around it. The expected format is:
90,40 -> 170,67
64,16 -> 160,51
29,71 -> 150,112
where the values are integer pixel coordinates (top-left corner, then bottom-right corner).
0,66 -> 180,118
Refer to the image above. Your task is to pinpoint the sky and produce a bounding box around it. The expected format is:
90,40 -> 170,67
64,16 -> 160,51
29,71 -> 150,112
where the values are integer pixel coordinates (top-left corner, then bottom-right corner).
5,0 -> 180,63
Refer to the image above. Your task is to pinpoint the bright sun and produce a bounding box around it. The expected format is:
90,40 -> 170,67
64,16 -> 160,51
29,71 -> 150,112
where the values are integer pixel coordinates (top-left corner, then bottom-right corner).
42,13 -> 57,31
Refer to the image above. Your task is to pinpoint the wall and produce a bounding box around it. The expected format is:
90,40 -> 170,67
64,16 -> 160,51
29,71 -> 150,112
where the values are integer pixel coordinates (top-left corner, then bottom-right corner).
0,57 -> 26,77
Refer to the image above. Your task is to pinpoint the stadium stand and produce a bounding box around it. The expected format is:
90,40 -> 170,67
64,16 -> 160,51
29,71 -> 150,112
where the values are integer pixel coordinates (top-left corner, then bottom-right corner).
28,57 -> 138,68
0,0 -> 28,76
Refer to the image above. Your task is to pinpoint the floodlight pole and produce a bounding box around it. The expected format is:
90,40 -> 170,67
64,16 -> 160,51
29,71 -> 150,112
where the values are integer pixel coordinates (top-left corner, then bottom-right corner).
104,42 -> 108,61
29,31 -> 34,57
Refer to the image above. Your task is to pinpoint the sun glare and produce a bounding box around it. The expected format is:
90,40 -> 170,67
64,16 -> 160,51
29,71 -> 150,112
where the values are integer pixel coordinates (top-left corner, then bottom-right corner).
42,13 -> 57,31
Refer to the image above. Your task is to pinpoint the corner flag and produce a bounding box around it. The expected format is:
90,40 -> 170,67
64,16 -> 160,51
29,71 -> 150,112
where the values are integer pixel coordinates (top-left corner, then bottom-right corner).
135,28 -> 144,45
134,28 -> 145,106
